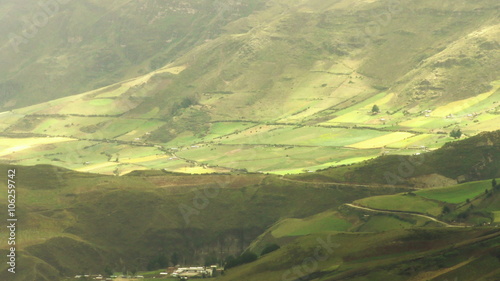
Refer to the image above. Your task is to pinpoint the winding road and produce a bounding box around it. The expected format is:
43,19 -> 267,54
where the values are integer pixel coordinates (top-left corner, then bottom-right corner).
344,203 -> 465,228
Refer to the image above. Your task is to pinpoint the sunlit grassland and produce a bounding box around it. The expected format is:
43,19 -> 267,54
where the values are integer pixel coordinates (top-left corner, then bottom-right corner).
0,111 -> 23,131
399,116 -> 458,130
222,126 -> 389,147
385,134 -> 434,148
322,92 -> 394,124
116,120 -> 165,142
88,98 -> 114,106
355,194 -> 443,216
270,155 -> 378,175
493,212 -> 500,223
431,82 -> 500,118
416,180 -> 490,204
270,210 -> 352,237
165,132 -> 203,146
203,122 -> 256,140
356,215 -> 414,232
467,115 -> 500,133
0,137 -> 77,157
7,141 -> 169,173
347,132 -> 415,149
177,144 -> 381,173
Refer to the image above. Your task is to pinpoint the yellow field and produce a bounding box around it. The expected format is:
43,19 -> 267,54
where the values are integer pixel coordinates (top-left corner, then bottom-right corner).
386,134 -> 433,148
327,93 -> 395,124
431,85 -> 499,117
121,154 -> 170,164
76,162 -> 118,172
467,115 -> 500,132
494,211 -> 500,223
0,137 -> 76,157
347,132 -> 415,149
158,64 -> 187,75
174,166 -> 219,174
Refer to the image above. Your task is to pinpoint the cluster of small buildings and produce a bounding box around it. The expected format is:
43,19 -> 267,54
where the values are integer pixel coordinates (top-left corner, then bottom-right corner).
73,265 -> 221,280
161,265 -> 219,279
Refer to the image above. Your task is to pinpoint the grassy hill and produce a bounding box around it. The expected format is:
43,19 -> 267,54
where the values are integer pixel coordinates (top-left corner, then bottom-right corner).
215,228 -> 500,281
0,0 -> 266,109
0,1 -> 499,279
291,129 -> 500,185
0,0 -> 499,175
0,164 -> 407,280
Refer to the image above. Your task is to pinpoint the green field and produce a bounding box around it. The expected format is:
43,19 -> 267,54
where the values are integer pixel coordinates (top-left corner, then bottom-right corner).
494,211 -> 500,223
357,215 -> 413,232
222,126 -> 390,147
177,144 -> 381,173
355,194 -> 443,216
270,211 -> 352,237
416,180 -> 490,204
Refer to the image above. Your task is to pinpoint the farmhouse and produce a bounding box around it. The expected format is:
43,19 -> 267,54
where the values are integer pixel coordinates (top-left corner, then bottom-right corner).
171,266 -> 217,278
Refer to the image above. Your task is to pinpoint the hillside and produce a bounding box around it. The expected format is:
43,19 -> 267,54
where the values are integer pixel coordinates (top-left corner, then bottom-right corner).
1,131 -> 500,280
292,129 -> 500,186
0,0 -> 266,109
0,164 -> 406,280
0,1 -> 499,280
0,0 -> 499,175
215,228 -> 500,281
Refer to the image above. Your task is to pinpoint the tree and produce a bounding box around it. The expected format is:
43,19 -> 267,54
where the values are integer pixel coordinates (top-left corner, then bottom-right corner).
261,244 -> 280,256
171,252 -> 180,266
450,128 -> 462,139
224,255 -> 236,269
224,251 -> 258,269
157,253 -> 169,268
442,205 -> 451,214
204,254 -> 218,267
238,251 -> 258,264
104,266 -> 113,277
371,104 -> 380,114
492,178 -> 497,188
147,253 -> 169,270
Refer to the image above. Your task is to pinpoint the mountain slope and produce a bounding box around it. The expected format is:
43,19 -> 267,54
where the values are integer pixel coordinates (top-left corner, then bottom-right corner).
0,0 -> 266,109
0,164 -> 405,280
292,130 -> 500,186
1,0 -> 498,175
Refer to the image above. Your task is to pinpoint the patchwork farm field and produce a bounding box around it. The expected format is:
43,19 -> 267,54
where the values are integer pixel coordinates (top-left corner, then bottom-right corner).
176,144 -> 381,173
0,137 -> 77,157
0,51 -> 498,175
222,126 -> 390,147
